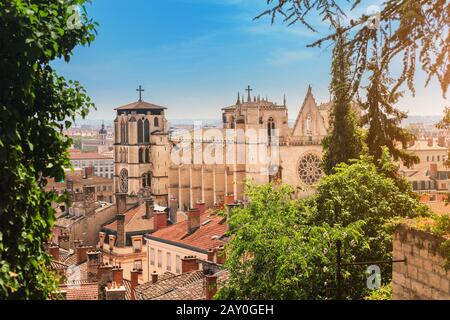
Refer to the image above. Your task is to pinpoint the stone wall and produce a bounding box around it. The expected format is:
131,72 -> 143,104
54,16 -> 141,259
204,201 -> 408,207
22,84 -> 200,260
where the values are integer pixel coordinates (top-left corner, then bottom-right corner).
393,225 -> 450,300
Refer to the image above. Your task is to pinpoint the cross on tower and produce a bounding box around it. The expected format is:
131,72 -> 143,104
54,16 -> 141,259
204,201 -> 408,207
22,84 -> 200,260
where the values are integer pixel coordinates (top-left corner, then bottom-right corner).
136,85 -> 145,102
245,85 -> 253,102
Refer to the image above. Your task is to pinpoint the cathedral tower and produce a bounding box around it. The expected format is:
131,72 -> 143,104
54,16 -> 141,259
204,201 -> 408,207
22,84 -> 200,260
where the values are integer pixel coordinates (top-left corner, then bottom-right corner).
114,88 -> 170,206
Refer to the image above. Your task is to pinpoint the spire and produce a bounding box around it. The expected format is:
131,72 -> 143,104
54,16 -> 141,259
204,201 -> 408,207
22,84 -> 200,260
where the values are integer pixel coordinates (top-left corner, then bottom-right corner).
283,94 -> 286,107
236,92 -> 241,105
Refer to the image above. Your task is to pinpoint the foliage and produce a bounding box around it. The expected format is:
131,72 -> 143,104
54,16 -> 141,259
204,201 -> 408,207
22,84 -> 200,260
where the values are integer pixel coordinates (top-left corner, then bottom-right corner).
0,0 -> 96,299
304,154 -> 428,298
215,183 -> 368,300
360,53 -> 419,168
257,0 -> 449,98
322,27 -> 364,174
364,284 -> 392,300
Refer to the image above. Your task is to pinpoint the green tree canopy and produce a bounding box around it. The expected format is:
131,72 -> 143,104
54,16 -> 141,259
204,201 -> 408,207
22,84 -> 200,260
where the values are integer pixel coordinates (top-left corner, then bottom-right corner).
0,0 -> 96,299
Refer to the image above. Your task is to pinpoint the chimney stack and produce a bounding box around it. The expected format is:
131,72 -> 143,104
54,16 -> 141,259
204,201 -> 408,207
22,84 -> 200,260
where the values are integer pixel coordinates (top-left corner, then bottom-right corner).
153,211 -> 168,231
428,138 -> 434,147
196,201 -> 206,215
207,249 -> 215,263
49,244 -> 59,261
438,136 -> 446,147
224,194 -> 235,206
216,245 -> 226,265
151,271 -> 158,284
76,243 -> 92,265
116,213 -> 126,248
105,283 -> 126,300
130,269 -> 140,300
169,196 -> 178,223
97,263 -> 113,300
205,274 -> 218,300
181,256 -> 199,273
187,207 -> 201,234
98,232 -> 106,249
145,197 -> 155,220
112,265 -> 124,286
116,193 -> 127,214
84,166 -> 94,179
87,250 -> 102,282
108,234 -> 116,250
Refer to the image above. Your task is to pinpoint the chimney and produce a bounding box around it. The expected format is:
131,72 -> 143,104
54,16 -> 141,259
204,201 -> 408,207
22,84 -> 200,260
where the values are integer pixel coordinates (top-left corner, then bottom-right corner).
187,207 -> 201,234
205,274 -> 218,300
438,136 -> 446,147
428,138 -> 434,147
76,244 -> 92,265
169,196 -> 178,223
145,197 -> 155,220
216,245 -> 226,265
430,163 -> 438,179
112,265 -> 123,286
108,234 -> 116,249
116,193 -> 127,214
224,194 -> 235,206
196,201 -> 206,215
66,179 -> 74,192
49,244 -> 59,261
98,232 -> 106,249
207,249 -> 215,263
84,166 -> 94,179
58,233 -> 70,251
153,211 -> 168,231
116,213 -> 126,248
97,263 -> 113,300
83,186 -> 96,204
105,283 -> 126,300
151,271 -> 158,284
181,256 -> 199,273
87,251 -> 102,282
130,269 -> 140,300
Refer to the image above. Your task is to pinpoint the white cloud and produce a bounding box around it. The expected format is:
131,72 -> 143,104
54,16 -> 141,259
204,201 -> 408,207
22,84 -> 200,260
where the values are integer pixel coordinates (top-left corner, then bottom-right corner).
271,50 -> 315,65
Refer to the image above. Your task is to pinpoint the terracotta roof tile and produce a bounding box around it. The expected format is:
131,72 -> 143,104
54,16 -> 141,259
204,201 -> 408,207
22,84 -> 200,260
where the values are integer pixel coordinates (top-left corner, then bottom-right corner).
61,283 -> 98,300
148,211 -> 228,251
69,150 -> 113,160
103,203 -> 156,233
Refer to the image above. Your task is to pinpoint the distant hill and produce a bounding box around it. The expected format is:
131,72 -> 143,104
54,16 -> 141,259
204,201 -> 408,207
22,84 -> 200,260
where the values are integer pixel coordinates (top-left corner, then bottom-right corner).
401,115 -> 443,126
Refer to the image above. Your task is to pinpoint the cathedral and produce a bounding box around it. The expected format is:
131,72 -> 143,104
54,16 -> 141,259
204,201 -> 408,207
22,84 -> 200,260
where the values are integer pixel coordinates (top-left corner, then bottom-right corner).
113,86 -> 337,221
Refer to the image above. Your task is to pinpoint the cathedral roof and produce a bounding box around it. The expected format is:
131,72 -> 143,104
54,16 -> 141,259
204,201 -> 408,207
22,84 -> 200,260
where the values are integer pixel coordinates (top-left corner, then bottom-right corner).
115,100 -> 167,111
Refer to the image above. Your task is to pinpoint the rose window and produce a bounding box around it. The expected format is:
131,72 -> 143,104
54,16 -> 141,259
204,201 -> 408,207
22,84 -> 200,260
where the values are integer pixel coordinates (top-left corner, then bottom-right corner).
298,153 -> 323,185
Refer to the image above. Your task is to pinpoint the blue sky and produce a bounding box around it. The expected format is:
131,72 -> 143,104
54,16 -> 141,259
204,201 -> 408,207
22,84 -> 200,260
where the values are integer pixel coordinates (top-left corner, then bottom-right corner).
53,0 -> 448,120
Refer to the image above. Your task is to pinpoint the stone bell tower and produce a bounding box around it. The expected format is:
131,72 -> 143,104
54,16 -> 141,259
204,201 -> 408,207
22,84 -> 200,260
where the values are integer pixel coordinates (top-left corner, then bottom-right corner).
113,86 -> 170,206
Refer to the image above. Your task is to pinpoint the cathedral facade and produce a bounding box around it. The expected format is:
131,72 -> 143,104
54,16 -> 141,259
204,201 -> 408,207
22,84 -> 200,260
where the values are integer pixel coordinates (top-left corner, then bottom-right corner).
114,86 -> 333,220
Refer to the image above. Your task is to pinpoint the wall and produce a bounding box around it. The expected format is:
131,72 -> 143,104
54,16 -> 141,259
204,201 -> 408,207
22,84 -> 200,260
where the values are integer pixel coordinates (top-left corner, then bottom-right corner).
393,225 -> 450,300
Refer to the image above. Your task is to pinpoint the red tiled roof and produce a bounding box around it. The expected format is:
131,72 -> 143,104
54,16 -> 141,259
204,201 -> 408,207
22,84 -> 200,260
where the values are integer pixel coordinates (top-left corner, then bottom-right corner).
427,202 -> 450,215
148,211 -> 228,251
61,283 -> 99,300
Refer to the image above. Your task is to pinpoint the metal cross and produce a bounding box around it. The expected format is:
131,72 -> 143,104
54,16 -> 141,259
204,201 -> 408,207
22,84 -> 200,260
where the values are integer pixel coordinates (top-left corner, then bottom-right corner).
245,85 -> 253,102
136,85 -> 145,101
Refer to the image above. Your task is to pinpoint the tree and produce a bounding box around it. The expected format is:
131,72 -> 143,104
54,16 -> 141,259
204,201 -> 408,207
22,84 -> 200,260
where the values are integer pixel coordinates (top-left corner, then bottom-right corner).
215,183 -> 368,300
310,151 -> 429,298
217,154 -> 429,300
322,27 -> 364,174
361,53 -> 419,168
0,0 -> 96,299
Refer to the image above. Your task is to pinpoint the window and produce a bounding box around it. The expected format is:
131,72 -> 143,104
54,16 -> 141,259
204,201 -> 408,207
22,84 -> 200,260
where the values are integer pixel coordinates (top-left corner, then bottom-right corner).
137,119 -> 144,143
142,172 -> 151,188
145,148 -> 151,163
432,156 -> 435,162
139,148 -> 144,163
176,255 -> 181,274
150,248 -> 155,266
154,117 -> 159,128
157,250 -> 162,268
133,239 -> 142,253
166,252 -> 172,271
438,156 -> 441,162
427,156 -> 430,162
144,119 -> 150,143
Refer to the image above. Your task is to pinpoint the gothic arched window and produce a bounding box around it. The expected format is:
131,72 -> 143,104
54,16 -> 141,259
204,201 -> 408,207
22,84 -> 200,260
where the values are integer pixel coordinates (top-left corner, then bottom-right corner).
139,148 -> 144,163
230,116 -> 235,129
268,117 -> 276,141
154,117 -> 159,128
120,120 -> 125,144
144,119 -> 150,143
119,169 -> 129,193
142,172 -> 151,188
145,148 -> 151,163
137,119 -> 144,143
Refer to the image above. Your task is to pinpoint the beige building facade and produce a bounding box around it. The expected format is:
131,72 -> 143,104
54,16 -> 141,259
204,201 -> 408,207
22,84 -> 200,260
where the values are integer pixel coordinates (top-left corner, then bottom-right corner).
114,86 -> 335,217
